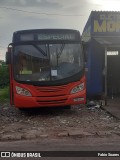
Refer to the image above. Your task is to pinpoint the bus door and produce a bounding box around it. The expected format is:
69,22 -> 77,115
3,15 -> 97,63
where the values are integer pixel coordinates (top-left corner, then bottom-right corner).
9,64 -> 14,105
6,44 -> 14,105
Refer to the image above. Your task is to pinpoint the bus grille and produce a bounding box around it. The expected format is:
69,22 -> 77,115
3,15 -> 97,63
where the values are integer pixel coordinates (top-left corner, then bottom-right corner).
34,85 -> 68,105
34,85 -> 68,93
36,98 -> 67,105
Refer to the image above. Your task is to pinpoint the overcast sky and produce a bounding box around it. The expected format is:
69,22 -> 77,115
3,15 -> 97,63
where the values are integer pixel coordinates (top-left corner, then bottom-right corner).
0,0 -> 120,60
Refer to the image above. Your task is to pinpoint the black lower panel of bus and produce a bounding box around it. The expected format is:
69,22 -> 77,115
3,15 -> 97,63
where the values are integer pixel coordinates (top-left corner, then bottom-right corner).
107,50 -> 120,98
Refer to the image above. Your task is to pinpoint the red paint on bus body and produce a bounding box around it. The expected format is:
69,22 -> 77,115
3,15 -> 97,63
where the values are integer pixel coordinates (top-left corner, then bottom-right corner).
12,76 -> 86,108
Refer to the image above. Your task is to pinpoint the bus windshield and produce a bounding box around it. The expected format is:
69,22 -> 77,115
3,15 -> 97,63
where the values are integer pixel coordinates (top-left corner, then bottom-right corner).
14,43 -> 84,82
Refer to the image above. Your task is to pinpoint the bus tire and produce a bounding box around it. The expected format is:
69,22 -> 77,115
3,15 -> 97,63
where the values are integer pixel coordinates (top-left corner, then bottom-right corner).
18,108 -> 28,111
64,105 -> 71,109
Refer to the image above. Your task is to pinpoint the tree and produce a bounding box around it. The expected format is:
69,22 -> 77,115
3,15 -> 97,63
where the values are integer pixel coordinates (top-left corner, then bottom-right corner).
0,63 -> 9,87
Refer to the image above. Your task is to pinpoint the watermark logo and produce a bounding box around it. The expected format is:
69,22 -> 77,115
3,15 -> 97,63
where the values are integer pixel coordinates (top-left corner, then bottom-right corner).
1,152 -> 10,157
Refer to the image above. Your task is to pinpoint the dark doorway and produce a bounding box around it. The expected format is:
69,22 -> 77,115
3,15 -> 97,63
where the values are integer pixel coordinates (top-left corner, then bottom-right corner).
107,48 -> 120,98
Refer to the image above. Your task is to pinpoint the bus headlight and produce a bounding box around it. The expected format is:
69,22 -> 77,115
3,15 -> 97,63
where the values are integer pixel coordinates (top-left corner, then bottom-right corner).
71,83 -> 84,94
16,86 -> 32,97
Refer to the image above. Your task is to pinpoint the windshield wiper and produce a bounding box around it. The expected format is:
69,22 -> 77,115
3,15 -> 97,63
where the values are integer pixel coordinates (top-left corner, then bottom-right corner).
33,44 -> 47,56
57,44 -> 65,58
56,44 -> 65,67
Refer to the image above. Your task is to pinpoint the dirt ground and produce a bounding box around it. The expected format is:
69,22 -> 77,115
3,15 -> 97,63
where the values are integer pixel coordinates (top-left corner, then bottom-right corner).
0,103 -> 120,141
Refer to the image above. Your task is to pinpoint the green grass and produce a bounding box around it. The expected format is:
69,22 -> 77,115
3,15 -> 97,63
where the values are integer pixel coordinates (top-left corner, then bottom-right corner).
0,86 -> 10,102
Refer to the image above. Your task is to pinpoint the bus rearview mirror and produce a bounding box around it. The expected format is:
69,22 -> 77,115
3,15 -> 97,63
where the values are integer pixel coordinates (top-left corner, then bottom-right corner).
6,52 -> 11,64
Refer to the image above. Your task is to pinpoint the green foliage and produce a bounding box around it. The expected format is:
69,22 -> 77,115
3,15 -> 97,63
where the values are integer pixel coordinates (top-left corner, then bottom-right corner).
0,86 -> 9,101
0,64 -> 9,88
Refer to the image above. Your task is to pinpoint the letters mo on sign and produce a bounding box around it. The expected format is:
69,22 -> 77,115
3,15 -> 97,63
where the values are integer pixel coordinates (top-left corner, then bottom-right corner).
94,14 -> 120,33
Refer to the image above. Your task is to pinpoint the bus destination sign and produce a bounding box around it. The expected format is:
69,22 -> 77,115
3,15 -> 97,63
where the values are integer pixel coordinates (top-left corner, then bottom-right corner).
20,33 -> 77,41
38,33 -> 76,40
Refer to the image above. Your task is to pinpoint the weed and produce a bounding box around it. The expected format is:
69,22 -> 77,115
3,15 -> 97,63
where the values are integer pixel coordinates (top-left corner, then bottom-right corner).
0,86 -> 9,102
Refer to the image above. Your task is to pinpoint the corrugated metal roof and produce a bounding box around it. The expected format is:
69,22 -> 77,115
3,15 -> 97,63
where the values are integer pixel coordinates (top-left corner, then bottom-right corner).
93,36 -> 120,47
91,11 -> 120,13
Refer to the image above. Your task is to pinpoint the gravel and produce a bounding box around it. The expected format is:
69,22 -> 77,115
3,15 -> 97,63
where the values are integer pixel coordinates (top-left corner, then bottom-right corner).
0,103 -> 120,141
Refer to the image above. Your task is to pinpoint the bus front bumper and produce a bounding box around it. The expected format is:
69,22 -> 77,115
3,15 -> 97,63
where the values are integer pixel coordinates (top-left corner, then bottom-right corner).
14,91 -> 86,108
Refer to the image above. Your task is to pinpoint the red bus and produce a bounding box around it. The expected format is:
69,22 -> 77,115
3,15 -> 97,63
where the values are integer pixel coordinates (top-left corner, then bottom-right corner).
6,29 -> 86,109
